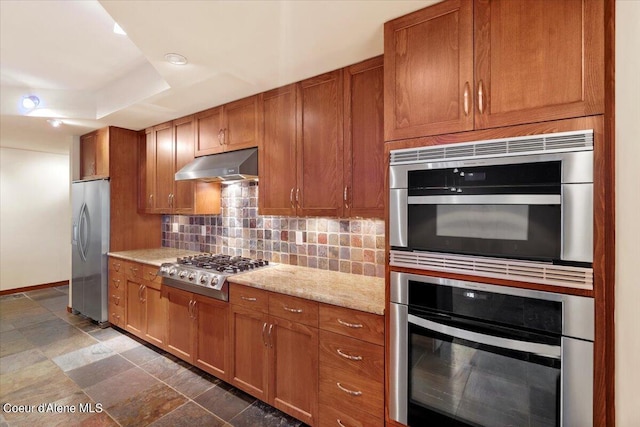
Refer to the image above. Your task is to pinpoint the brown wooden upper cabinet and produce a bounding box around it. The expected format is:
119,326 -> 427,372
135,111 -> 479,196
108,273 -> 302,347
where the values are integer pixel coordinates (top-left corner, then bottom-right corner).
142,117 -> 220,215
384,0 -> 604,141
80,127 -> 109,179
259,59 -> 385,219
194,95 -> 261,157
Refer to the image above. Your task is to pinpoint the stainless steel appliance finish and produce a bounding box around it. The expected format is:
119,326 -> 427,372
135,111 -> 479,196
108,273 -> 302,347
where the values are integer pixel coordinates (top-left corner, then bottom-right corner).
158,254 -> 270,301
389,130 -> 594,266
389,272 -> 594,426
71,178 -> 110,324
174,147 -> 258,182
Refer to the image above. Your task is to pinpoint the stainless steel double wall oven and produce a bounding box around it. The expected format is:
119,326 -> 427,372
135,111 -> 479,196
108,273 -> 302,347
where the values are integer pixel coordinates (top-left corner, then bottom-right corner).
388,130 -> 596,426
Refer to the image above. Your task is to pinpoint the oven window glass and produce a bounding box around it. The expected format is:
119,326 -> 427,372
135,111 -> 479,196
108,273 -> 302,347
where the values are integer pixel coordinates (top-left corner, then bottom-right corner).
436,205 -> 530,240
409,326 -> 560,427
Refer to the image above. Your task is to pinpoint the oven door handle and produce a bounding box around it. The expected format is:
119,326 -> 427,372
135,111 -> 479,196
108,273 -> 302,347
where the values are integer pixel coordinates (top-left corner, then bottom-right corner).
408,194 -> 561,205
408,314 -> 561,359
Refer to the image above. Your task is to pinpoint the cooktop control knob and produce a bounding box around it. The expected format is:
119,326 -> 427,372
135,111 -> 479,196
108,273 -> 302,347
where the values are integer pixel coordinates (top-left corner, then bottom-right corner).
179,270 -> 187,279
188,272 -> 196,281
168,267 -> 177,276
211,276 -> 219,286
200,276 -> 209,285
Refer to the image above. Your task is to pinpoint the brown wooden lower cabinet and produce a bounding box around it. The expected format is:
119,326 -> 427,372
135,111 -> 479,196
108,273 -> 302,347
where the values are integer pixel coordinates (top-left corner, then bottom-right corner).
123,262 -> 165,347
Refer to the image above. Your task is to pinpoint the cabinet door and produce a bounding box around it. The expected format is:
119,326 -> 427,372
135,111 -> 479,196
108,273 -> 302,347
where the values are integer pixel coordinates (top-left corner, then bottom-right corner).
229,304 -> 269,401
194,295 -> 229,380
297,70 -> 344,217
173,116 -> 195,214
224,95 -> 260,151
164,287 -> 195,361
153,122 -> 175,213
125,279 -> 144,337
144,284 -> 166,347
94,127 -> 110,178
270,316 -> 319,426
195,107 -> 224,156
143,128 -> 156,212
80,132 -> 97,179
343,56 -> 385,218
384,0 -> 474,140
259,85 -> 298,216
473,0 -> 604,129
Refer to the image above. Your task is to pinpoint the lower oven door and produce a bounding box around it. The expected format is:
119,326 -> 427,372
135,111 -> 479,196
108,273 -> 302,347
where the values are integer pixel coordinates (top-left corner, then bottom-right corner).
407,311 -> 563,427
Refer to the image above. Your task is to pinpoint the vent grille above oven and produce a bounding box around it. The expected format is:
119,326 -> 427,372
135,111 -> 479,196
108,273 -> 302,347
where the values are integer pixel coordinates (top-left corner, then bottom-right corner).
390,250 -> 593,290
390,130 -> 594,165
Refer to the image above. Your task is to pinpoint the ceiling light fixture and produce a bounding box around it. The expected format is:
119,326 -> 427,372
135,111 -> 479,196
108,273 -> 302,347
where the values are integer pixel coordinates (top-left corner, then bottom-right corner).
113,22 -> 126,35
164,53 -> 188,65
21,95 -> 40,110
47,119 -> 63,128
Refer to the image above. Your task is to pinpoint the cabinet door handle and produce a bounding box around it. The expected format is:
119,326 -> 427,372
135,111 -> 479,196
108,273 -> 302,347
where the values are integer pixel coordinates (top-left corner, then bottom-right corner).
343,186 -> 349,208
241,296 -> 257,302
148,194 -> 153,207
295,188 -> 300,207
336,349 -> 363,361
283,305 -> 303,314
290,188 -> 295,208
192,300 -> 197,320
477,80 -> 485,115
336,420 -> 350,427
262,322 -> 268,347
463,81 -> 470,116
336,382 -> 362,396
114,263 -> 121,272
140,285 -> 146,303
337,319 -> 363,329
138,285 -> 143,302
218,129 -> 224,145
268,323 -> 274,348
112,295 -> 121,305
112,278 -> 120,288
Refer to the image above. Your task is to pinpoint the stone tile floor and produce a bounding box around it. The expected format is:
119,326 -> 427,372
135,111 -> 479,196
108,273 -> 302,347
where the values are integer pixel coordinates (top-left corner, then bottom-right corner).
0,286 -> 306,427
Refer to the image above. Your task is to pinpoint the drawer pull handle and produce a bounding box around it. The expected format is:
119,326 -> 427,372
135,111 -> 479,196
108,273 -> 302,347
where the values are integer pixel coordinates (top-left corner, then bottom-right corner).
283,305 -> 303,313
112,296 -> 120,305
336,382 -> 362,396
114,263 -> 121,272
148,271 -> 158,279
337,420 -> 349,427
241,296 -> 257,302
112,278 -> 120,288
337,319 -> 363,329
336,349 -> 363,361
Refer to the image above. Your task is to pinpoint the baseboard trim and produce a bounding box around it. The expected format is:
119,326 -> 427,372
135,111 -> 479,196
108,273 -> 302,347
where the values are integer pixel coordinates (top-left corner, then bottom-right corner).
0,280 -> 69,296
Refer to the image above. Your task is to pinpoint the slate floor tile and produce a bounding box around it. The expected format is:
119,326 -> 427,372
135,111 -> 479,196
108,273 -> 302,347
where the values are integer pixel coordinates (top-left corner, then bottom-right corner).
65,354 -> 135,389
83,366 -> 159,410
107,382 -> 187,426
194,382 -> 256,422
149,401 -> 225,427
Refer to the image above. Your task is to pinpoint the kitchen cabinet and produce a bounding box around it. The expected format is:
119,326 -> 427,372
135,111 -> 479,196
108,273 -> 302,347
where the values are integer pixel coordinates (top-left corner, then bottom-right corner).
229,284 -> 319,426
164,286 -> 230,380
260,61 -> 385,219
80,127 -> 109,179
194,95 -> 260,157
318,304 -> 385,427
108,257 -> 126,328
343,56 -> 385,218
384,0 -> 604,141
123,261 -> 165,347
142,118 -> 221,215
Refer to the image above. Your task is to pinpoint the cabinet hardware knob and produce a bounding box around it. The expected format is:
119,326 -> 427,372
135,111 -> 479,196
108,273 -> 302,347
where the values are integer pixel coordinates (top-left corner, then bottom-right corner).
337,319 -> 363,329
336,382 -> 362,396
477,80 -> 485,115
463,81 -> 470,116
283,305 -> 303,313
336,349 -> 363,361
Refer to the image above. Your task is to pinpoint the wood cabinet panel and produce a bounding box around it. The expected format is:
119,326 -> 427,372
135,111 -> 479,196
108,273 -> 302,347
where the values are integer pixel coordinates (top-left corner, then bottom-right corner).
195,107 -> 224,156
125,277 -> 144,336
344,56 -> 385,218
319,304 -> 384,346
268,293 -> 318,327
164,286 -> 195,360
297,70 -> 344,217
153,122 -> 175,213
319,403 -> 384,427
144,285 -> 165,346
224,95 -> 260,151
80,127 -> 109,179
259,85 -> 298,216
384,0 -> 474,140
194,295 -> 229,380
229,284 -> 269,312
173,116 -> 196,213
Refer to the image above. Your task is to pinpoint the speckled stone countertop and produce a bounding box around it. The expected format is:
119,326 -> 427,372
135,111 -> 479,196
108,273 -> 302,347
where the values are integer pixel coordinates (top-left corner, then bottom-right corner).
108,248 -> 201,266
230,263 -> 385,315
108,248 -> 385,315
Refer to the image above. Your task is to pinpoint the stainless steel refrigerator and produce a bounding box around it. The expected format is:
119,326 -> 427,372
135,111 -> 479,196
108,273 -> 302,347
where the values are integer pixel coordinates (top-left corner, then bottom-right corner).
71,178 -> 109,324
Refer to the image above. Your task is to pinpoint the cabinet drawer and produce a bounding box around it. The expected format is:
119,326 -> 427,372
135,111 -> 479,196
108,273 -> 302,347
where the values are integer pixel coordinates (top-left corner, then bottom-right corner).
230,284 -> 269,313
319,304 -> 384,345
269,293 -> 319,327
319,403 -> 383,427
108,257 -> 126,272
143,264 -> 162,289
109,303 -> 125,328
319,331 -> 383,383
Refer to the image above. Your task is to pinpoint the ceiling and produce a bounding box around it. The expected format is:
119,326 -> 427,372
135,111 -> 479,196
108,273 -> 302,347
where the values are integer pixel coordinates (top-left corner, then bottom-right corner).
0,0 -> 437,154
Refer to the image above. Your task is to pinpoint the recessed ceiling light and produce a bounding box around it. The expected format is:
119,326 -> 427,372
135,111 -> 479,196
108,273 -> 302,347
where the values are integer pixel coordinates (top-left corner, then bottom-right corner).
21,95 -> 40,110
113,23 -> 127,35
165,53 -> 188,65
47,119 -> 63,128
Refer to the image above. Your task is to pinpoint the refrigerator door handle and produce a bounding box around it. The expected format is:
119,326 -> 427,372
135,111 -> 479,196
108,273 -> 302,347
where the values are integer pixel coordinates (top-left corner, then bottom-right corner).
78,203 -> 89,261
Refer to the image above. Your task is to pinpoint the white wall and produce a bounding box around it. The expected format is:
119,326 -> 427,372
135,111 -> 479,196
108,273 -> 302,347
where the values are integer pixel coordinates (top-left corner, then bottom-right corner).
0,147 -> 71,291
615,1 -> 640,425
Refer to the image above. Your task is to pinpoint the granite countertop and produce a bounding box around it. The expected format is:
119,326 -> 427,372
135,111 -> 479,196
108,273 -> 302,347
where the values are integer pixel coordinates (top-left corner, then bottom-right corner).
108,248 -> 385,315
230,263 -> 385,315
108,248 -> 201,266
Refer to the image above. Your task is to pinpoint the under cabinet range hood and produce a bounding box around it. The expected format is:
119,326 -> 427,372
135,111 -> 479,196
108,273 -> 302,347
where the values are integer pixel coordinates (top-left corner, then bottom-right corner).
175,148 -> 258,182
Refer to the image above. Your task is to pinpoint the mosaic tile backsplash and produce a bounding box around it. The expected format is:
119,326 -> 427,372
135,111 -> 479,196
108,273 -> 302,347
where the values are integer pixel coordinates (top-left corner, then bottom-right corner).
162,182 -> 385,277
